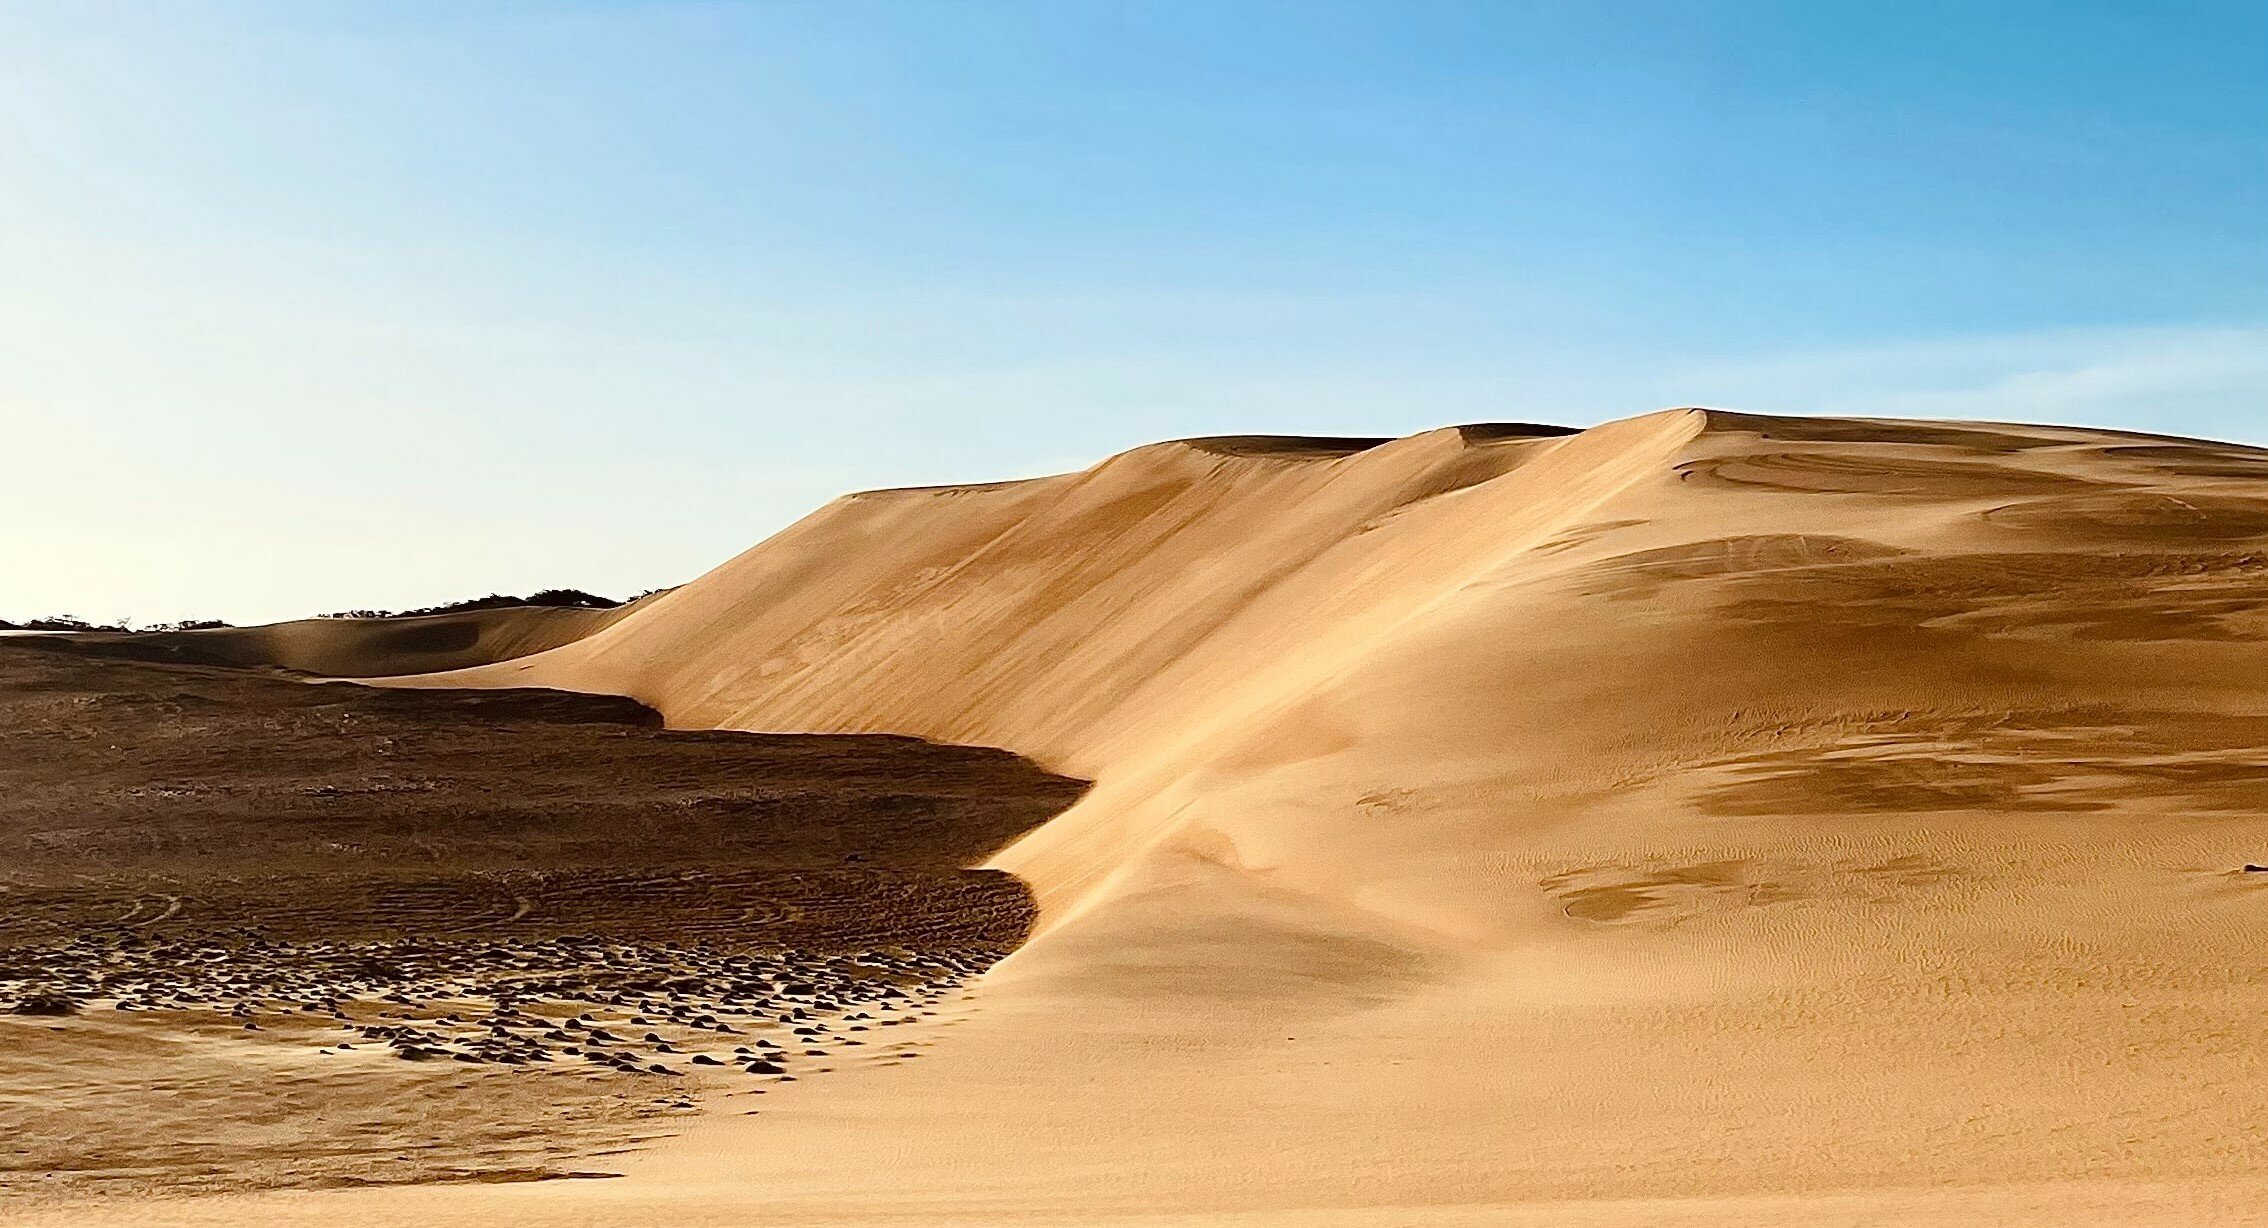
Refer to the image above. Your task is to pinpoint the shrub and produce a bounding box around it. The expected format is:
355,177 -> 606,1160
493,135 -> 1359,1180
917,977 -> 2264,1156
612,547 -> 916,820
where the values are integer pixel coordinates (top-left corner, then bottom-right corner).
317,590 -> 621,620
10,990 -> 79,1016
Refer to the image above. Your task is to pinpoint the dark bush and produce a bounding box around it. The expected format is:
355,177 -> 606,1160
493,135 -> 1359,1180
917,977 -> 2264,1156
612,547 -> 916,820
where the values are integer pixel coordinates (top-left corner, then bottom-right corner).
10,990 -> 79,1016
3,616 -> 132,633
317,590 -> 621,620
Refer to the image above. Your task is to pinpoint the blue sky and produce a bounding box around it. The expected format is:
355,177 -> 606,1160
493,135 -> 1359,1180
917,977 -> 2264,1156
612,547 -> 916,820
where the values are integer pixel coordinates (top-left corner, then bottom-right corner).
3,1 -> 2263,623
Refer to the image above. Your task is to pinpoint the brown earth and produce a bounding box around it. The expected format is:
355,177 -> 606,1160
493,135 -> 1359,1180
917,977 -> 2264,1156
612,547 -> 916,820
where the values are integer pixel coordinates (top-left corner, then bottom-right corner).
0,640 -> 1082,1200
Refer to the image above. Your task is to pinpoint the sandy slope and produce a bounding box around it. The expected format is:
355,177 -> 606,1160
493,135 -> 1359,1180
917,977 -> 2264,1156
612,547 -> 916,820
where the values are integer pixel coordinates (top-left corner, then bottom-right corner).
23,409 -> 2268,1225
55,600 -> 645,678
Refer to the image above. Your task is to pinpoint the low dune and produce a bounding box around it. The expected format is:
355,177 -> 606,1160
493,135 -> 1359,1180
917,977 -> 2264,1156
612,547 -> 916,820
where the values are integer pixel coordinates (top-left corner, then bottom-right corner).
51,599 -> 645,679
15,409 -> 2268,1225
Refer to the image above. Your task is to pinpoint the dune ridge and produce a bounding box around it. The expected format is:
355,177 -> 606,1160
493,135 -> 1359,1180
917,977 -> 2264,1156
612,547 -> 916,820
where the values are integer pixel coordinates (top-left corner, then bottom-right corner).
397,412 -> 1694,766
392,407 -> 2268,929
27,407 -> 2268,1225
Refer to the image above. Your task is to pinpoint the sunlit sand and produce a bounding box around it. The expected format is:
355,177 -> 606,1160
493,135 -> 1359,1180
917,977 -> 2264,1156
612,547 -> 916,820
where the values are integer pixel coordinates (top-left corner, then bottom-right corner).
10,410 -> 2268,1226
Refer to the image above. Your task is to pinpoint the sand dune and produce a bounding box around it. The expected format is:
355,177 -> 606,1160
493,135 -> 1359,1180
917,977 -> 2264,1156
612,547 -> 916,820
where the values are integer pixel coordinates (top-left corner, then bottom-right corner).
17,409 -> 2268,1225
56,600 -> 644,679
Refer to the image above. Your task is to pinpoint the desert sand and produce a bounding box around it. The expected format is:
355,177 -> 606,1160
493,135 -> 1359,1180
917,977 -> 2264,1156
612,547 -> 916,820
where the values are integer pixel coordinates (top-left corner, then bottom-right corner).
11,408 -> 2268,1225
46,597 -> 647,678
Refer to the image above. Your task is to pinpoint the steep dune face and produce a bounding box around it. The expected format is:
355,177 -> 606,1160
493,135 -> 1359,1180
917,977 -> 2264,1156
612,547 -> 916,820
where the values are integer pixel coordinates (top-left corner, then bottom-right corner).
352,409 -> 2268,1221
403,416 -> 1659,771
1006,408 -> 2268,931
406,409 -> 2268,920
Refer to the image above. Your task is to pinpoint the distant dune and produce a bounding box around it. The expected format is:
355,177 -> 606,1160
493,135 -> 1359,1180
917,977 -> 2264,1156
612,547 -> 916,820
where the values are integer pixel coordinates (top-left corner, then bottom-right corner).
21,409 -> 2268,1225
53,599 -> 646,678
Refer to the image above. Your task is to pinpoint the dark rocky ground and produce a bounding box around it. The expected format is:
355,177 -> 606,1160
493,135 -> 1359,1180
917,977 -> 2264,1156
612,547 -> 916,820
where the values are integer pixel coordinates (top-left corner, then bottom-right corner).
0,639 -> 1084,1196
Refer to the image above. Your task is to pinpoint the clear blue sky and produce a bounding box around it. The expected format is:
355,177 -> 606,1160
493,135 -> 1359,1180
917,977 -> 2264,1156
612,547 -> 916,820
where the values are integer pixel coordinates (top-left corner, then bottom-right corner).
3,1 -> 2263,623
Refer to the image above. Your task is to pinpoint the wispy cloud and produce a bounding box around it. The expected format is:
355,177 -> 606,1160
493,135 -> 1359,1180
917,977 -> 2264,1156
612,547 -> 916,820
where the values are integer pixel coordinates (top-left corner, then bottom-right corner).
1671,323 -> 2268,446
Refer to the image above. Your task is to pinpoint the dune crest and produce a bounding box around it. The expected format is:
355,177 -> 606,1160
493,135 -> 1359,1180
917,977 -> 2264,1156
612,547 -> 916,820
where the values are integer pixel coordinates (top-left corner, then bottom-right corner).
388,408 -> 2268,917
393,412 -> 1697,758
293,407 -> 2268,1222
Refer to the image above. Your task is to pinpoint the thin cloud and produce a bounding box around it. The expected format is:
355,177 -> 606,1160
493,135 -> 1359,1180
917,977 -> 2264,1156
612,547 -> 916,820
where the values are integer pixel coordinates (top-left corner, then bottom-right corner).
1676,324 -> 2268,445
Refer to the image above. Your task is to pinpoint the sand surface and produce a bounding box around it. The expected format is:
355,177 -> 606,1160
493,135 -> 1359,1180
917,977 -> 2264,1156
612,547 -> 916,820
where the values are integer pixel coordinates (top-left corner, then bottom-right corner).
49,600 -> 644,678
13,409 -> 2268,1224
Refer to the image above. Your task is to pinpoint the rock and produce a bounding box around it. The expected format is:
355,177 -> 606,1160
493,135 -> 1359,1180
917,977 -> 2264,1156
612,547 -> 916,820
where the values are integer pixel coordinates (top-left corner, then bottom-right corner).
10,992 -> 78,1017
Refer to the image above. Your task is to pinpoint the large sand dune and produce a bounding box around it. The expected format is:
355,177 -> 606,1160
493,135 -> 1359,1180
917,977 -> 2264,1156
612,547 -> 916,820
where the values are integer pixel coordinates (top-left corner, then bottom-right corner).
18,409 -> 2268,1225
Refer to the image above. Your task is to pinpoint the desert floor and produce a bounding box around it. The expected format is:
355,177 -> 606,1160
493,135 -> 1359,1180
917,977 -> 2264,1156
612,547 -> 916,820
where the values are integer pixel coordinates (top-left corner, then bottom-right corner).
0,641 -> 1080,1204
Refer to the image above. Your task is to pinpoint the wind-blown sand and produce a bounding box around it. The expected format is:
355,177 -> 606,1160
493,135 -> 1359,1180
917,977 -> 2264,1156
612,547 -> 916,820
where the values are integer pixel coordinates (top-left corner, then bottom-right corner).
12,409 -> 2268,1225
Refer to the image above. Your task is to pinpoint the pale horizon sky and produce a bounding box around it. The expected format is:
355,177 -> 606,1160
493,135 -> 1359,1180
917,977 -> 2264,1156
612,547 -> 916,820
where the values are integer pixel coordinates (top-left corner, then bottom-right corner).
4,1 -> 2264,626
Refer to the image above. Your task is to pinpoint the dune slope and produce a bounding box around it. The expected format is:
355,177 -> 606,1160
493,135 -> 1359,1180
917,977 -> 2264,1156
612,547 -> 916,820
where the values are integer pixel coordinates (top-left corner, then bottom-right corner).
56,600 -> 644,678
403,407 -> 2268,913
37,408 -> 2268,1225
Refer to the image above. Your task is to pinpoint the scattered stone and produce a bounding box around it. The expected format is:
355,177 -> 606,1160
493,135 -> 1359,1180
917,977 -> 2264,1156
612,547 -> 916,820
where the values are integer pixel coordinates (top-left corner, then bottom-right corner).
10,991 -> 78,1017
